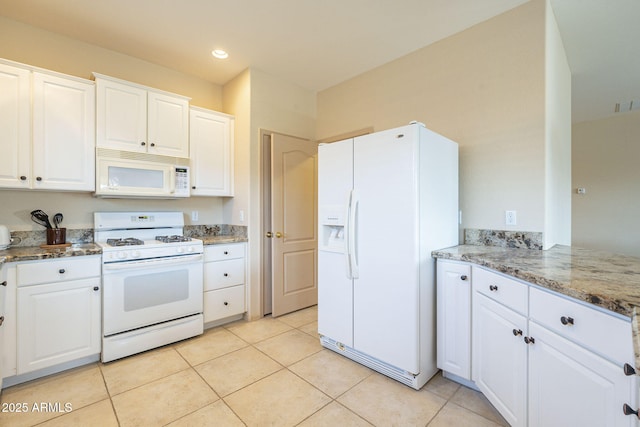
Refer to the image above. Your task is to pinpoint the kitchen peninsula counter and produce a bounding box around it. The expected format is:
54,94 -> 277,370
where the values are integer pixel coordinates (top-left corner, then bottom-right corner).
432,244 -> 640,370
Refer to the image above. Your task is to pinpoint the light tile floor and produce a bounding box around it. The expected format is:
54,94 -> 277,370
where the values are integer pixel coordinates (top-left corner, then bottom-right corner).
0,306 -> 508,426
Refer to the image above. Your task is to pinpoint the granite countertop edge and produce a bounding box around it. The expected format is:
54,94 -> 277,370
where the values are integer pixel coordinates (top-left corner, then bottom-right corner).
0,236 -> 248,264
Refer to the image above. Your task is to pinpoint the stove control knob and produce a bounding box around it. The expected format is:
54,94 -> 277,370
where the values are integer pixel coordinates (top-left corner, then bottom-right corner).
117,252 -> 127,260
187,246 -> 194,253
177,246 -> 184,254
132,251 -> 141,258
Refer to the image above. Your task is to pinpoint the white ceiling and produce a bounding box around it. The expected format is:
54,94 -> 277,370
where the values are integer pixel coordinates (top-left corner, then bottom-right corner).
0,0 -> 637,123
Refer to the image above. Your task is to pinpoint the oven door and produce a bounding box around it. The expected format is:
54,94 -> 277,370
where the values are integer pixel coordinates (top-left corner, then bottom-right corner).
102,254 -> 203,336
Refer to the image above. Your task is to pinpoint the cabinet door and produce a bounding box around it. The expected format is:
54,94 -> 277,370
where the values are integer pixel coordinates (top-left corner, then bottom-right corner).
32,72 -> 96,191
528,322 -> 634,427
17,278 -> 101,374
436,260 -> 471,380
189,108 -> 234,196
473,292 -> 528,427
147,91 -> 189,157
0,264 -> 6,389
0,63 -> 31,189
96,78 -> 147,152
2,264 -> 17,379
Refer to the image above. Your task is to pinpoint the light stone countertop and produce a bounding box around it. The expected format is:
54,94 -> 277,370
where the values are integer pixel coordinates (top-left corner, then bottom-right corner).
0,243 -> 102,264
432,244 -> 640,371
199,235 -> 248,246
0,235 -> 248,266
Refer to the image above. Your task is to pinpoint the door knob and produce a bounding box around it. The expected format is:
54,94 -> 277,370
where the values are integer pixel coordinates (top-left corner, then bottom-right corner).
275,232 -> 283,238
266,232 -> 273,238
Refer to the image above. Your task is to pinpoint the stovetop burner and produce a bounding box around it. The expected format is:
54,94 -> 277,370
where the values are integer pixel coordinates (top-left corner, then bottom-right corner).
155,235 -> 192,243
106,238 -> 144,247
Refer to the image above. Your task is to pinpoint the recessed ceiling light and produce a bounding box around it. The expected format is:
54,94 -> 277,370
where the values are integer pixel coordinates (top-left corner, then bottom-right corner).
212,49 -> 229,59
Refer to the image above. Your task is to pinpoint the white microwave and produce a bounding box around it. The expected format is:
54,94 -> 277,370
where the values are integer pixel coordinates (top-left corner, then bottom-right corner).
95,149 -> 190,198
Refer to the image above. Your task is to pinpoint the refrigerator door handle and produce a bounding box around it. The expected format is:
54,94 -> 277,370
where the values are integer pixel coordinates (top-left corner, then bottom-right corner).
344,190 -> 353,279
348,190 -> 359,279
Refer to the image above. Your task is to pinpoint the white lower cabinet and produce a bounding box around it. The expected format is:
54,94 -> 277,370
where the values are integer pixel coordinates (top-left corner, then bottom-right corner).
438,260 -> 638,426
15,256 -> 101,375
0,264 -> 7,390
528,321 -> 634,427
203,243 -> 246,325
473,292 -> 528,426
436,259 -> 472,380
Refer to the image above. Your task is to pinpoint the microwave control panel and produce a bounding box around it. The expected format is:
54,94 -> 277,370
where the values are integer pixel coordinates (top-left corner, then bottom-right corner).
174,167 -> 190,197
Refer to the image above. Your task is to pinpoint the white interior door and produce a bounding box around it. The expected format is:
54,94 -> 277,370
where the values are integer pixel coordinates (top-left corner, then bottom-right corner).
270,132 -> 318,317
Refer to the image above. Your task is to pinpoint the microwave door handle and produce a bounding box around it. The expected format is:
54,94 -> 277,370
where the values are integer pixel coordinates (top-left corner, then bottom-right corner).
169,167 -> 176,194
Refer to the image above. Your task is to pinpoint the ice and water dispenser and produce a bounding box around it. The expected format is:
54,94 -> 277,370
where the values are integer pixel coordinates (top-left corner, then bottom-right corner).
319,205 -> 345,252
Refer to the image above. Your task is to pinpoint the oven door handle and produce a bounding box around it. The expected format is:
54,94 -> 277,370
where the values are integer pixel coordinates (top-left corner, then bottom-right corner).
103,253 -> 203,271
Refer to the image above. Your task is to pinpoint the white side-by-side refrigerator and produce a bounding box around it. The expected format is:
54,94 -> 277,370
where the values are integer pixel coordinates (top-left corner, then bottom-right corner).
318,122 -> 458,389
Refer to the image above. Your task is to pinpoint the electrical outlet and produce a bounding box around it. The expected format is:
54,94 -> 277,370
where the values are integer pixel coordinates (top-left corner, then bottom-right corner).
191,211 -> 198,221
505,210 -> 517,226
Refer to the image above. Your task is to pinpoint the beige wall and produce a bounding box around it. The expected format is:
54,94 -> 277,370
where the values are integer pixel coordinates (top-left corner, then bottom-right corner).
0,17 -> 222,110
316,0 -> 547,238
0,16 -> 226,230
223,68 -> 317,319
572,110 -> 640,257
544,0 -> 572,248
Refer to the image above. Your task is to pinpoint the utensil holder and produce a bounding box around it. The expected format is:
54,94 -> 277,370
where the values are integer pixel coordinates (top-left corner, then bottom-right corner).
47,228 -> 66,245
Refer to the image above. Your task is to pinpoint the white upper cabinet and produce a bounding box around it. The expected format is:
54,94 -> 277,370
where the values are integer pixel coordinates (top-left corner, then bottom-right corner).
189,107 -> 234,196
0,62 -> 30,189
0,60 -> 95,191
32,72 -> 96,191
95,74 -> 190,158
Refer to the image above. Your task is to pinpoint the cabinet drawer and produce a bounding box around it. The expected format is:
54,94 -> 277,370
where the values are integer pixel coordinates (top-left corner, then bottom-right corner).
204,243 -> 244,261
204,258 -> 245,291
529,287 -> 633,364
203,285 -> 245,322
17,256 -> 101,286
472,266 -> 528,315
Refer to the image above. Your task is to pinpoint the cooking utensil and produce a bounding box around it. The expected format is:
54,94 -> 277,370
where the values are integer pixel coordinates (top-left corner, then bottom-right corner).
30,209 -> 53,229
53,213 -> 63,229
